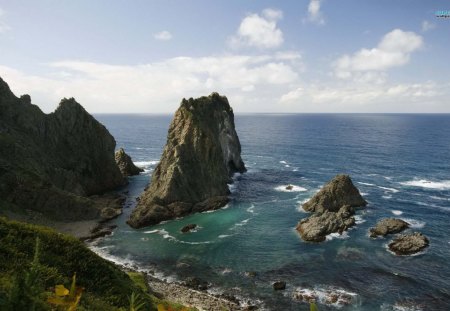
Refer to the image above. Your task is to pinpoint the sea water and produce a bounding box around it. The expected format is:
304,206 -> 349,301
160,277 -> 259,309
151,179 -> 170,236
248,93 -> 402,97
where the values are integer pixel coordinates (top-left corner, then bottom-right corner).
93,114 -> 450,310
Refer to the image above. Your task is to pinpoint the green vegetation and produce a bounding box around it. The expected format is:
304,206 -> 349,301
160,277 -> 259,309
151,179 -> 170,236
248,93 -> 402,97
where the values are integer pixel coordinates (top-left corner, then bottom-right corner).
0,217 -> 155,310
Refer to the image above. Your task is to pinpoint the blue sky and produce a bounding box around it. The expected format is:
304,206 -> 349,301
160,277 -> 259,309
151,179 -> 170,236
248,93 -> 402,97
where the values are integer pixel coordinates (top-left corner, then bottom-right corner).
0,0 -> 449,113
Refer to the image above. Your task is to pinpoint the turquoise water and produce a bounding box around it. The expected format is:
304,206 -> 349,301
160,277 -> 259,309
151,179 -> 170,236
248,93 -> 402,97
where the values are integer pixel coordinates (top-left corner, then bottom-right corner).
93,114 -> 450,310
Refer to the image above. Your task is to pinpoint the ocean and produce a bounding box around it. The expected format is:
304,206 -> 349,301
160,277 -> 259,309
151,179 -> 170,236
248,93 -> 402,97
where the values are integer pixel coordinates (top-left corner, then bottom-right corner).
92,114 -> 450,310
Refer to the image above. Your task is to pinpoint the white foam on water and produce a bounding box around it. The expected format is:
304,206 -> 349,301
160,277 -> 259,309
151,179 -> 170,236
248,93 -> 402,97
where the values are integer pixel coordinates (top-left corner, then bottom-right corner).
144,229 -> 159,234
400,218 -> 425,229
326,231 -> 350,241
279,160 -> 287,164
354,215 -> 366,224
391,210 -> 403,216
399,179 -> 450,190
275,185 -> 307,192
285,164 -> 290,167
360,192 -> 369,196
378,186 -> 399,193
382,195 -> 392,199
292,285 -> 358,308
218,234 -> 233,239
221,268 -> 232,274
246,204 -> 255,214
384,176 -> 393,180
358,182 -> 375,186
430,195 -> 450,201
292,168 -> 299,172
133,160 -> 159,167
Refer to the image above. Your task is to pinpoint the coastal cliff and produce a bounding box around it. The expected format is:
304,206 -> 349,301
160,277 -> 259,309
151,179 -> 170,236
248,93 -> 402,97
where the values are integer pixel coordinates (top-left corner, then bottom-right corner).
0,77 -> 124,222
128,93 -> 245,228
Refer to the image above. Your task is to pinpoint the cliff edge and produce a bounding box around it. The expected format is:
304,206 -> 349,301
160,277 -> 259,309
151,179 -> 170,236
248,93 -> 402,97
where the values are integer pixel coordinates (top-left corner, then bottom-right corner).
128,93 -> 245,228
0,77 -> 124,222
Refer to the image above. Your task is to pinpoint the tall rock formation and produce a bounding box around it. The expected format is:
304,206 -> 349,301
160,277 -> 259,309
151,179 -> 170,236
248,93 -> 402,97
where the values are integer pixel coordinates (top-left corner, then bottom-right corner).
0,77 -> 124,221
128,93 -> 245,228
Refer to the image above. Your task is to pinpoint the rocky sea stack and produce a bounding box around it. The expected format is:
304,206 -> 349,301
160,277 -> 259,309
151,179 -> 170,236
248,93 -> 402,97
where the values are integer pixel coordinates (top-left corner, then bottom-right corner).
369,218 -> 409,238
115,148 -> 144,176
388,232 -> 429,255
128,93 -> 246,228
296,175 -> 366,242
0,77 -> 124,222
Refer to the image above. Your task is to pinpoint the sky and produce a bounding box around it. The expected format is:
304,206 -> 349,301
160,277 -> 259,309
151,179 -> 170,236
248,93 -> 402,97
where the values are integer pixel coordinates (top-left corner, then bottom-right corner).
0,0 -> 449,113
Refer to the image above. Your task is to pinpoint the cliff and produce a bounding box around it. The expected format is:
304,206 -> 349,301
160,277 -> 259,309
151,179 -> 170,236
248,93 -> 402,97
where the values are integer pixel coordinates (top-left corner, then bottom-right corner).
0,77 -> 124,221
128,93 -> 245,228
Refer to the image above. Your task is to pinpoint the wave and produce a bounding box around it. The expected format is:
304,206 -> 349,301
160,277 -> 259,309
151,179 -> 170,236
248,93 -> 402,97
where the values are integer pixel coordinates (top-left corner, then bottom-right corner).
382,195 -> 392,200
429,195 -> 450,201
291,285 -> 358,307
401,218 -> 425,229
275,185 -> 307,192
358,182 -> 375,186
391,210 -> 403,216
218,234 -> 233,239
326,231 -> 350,241
279,160 -> 287,164
246,204 -> 255,214
354,215 -> 366,224
134,160 -> 159,167
399,179 -> 450,190
377,186 -> 399,193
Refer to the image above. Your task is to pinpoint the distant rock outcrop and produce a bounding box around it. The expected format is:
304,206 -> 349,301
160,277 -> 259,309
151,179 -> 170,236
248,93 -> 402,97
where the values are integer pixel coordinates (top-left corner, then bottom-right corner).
115,148 -> 144,176
388,232 -> 429,255
296,175 -> 366,242
302,174 -> 367,213
128,93 -> 245,228
0,77 -> 124,222
369,218 -> 409,238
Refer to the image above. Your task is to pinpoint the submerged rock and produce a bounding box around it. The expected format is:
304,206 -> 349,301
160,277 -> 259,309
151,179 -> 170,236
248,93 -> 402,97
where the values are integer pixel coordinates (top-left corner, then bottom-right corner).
297,175 -> 366,242
302,174 -> 367,213
128,93 -> 246,228
181,223 -> 197,233
369,218 -> 409,238
286,185 -> 293,190
388,232 -> 429,255
115,148 -> 144,176
0,76 -> 124,222
273,281 -> 286,290
296,206 -> 356,242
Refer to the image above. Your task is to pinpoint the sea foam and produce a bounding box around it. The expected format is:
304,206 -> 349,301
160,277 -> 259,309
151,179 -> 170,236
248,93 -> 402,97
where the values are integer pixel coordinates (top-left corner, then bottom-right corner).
399,179 -> 450,190
275,185 -> 307,192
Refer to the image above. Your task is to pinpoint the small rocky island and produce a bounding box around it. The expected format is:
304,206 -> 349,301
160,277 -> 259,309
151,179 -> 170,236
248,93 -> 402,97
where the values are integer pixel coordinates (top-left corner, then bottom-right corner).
115,147 -> 144,176
296,174 -> 367,242
369,218 -> 409,238
127,93 -> 246,228
388,232 -> 429,255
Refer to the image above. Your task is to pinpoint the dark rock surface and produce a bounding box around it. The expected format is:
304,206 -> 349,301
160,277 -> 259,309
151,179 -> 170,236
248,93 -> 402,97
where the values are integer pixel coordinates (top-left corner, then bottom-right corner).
181,223 -> 197,233
297,175 -> 366,242
115,147 -> 144,176
0,76 -> 124,222
183,277 -> 208,291
388,232 -> 429,255
302,174 -> 367,213
273,281 -> 286,290
369,218 -> 409,238
296,205 -> 356,242
128,93 -> 246,228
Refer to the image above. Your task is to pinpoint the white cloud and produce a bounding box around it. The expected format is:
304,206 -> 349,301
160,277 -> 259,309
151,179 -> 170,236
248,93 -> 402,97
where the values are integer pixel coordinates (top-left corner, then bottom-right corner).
0,53 -> 300,113
279,81 -> 447,112
0,8 -> 11,33
334,29 -> 423,79
421,20 -> 436,32
228,8 -> 284,49
306,0 -> 325,25
153,30 -> 172,41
